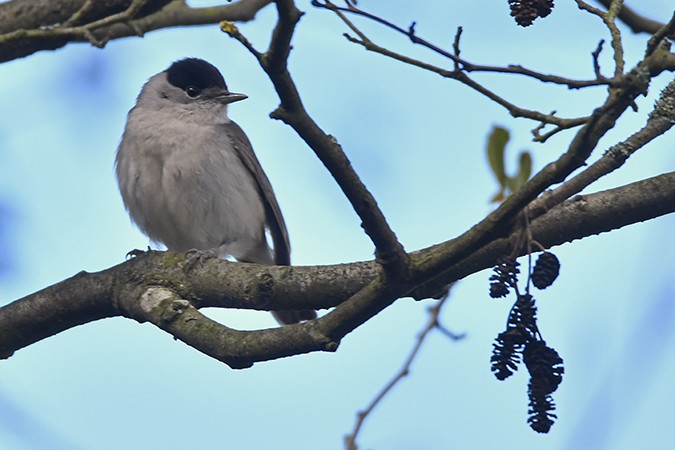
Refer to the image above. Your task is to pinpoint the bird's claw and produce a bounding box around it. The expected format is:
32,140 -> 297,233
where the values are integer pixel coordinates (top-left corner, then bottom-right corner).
185,248 -> 219,271
126,247 -> 151,259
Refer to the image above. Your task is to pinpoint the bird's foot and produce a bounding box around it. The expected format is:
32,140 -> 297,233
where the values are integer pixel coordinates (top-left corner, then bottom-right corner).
185,248 -> 219,271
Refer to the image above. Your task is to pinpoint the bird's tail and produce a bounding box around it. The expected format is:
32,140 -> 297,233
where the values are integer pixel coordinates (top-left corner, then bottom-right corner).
272,309 -> 317,325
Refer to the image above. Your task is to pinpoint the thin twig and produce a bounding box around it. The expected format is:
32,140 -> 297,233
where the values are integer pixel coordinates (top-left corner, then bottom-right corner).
315,0 -> 612,141
575,0 -> 605,16
315,0 -> 614,89
64,0 -> 96,26
451,26 -> 462,71
344,290 -> 464,450
597,0 -> 673,37
221,21 -> 262,58
337,22 -> 589,135
592,39 -> 605,79
575,0 -> 625,76
605,0 -> 626,76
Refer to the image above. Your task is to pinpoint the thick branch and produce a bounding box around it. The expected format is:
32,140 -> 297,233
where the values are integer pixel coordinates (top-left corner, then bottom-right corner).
0,0 -> 170,34
0,0 -> 272,62
439,171 -> 675,284
118,286 -> 336,369
1,172 -> 673,364
0,270 -> 117,359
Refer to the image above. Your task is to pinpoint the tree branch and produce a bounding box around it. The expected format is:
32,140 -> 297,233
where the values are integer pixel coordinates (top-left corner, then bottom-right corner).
0,269 -> 117,359
2,172 -> 673,365
317,1 -> 615,86
118,286 -> 338,369
315,0 -> 597,142
0,0 -> 273,62
596,0 -> 674,37
224,0 -> 410,280
530,78 -> 675,219
575,0 -> 626,76
412,65 -> 650,282
344,291 -> 464,450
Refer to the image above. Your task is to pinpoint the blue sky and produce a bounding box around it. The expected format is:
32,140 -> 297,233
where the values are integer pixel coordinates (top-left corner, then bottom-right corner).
1,1 -> 674,449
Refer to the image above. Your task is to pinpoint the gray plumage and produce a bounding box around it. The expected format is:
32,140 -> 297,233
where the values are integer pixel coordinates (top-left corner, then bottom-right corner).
115,58 -> 315,324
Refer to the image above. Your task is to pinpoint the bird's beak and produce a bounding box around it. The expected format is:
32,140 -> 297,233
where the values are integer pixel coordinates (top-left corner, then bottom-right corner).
218,91 -> 248,104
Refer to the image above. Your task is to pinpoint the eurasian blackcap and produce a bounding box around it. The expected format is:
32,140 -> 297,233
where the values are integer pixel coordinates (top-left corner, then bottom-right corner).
115,58 -> 315,325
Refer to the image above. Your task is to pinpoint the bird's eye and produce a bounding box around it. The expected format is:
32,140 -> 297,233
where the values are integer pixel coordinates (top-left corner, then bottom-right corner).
185,86 -> 201,98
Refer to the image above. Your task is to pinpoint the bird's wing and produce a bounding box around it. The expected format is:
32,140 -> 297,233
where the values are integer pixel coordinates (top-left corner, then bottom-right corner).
223,121 -> 291,265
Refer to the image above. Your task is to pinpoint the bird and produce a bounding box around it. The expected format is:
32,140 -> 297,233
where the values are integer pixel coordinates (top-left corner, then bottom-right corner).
115,57 -> 316,325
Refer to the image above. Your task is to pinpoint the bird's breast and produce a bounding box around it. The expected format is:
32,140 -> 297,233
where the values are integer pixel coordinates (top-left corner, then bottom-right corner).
117,113 -> 266,252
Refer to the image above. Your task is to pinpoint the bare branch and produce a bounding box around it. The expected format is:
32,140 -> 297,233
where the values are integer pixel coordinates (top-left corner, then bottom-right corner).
451,26 -> 462,71
592,39 -> 606,78
118,286 -> 338,369
314,0 -> 614,141
0,269 -> 117,359
221,20 -> 262,59
315,1 -> 614,89
422,171 -> 675,299
224,0 -> 410,280
345,291 -> 464,450
645,12 -> 675,58
576,0 -> 625,76
413,68 -> 651,284
530,79 -> 675,219
596,0 -> 674,37
0,0 -> 160,54
344,3 -> 673,282
339,25 -> 589,136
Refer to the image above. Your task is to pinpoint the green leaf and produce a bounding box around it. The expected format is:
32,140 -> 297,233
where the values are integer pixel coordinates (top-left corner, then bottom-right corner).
486,126 -> 510,188
514,151 -> 532,191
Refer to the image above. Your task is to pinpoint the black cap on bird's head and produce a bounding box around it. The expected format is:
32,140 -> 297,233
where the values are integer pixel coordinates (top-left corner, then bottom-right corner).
167,58 -> 226,91
165,58 -> 247,105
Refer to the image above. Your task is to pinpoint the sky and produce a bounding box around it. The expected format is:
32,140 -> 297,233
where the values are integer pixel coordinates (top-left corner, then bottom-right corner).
0,1 -> 674,449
